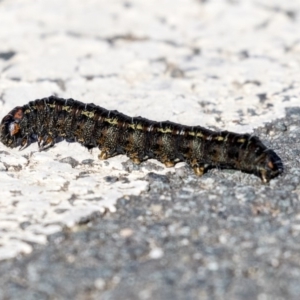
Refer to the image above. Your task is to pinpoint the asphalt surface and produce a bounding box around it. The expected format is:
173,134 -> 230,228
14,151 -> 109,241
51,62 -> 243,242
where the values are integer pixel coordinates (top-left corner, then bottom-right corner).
0,110 -> 299,300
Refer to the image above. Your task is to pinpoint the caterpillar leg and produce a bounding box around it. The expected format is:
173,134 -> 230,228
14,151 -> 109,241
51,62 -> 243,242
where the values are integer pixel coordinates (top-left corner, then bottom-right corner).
98,149 -> 110,160
193,165 -> 205,177
19,136 -> 31,151
129,152 -> 141,165
164,161 -> 175,168
190,158 -> 205,176
38,135 -> 55,151
160,155 -> 175,168
132,157 -> 141,165
98,148 -> 118,160
259,169 -> 269,183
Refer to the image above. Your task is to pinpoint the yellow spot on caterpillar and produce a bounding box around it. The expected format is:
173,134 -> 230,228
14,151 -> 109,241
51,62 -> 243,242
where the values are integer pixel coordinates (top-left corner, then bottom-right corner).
105,117 -> 118,125
48,103 -> 56,108
188,131 -> 204,137
136,123 -> 143,130
82,111 -> 95,118
215,136 -> 224,141
62,105 -> 72,112
238,138 -> 246,143
126,121 -> 145,130
157,127 -> 172,133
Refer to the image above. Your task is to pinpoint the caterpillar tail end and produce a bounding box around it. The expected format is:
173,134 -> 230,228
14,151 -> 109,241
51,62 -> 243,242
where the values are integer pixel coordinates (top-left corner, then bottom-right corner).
259,150 -> 284,183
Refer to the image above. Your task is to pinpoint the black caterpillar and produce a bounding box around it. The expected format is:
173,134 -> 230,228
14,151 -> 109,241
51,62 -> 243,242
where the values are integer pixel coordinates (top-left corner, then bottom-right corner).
0,96 -> 283,182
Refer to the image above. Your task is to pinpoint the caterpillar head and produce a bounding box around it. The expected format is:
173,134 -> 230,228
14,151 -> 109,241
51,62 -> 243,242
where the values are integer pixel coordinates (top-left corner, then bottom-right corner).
0,107 -> 23,148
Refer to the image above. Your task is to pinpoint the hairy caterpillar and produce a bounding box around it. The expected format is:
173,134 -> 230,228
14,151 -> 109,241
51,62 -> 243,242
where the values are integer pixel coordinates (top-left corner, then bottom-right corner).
0,96 -> 283,182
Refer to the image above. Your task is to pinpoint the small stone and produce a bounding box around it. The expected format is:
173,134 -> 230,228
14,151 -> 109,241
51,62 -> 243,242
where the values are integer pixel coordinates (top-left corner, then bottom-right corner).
94,278 -> 106,290
148,248 -> 164,259
119,228 -> 134,238
150,204 -> 162,214
59,157 -> 79,168
274,122 -> 287,132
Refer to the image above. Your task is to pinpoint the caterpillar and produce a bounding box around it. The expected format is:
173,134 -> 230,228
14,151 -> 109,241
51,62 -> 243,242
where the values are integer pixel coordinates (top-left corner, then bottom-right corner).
0,96 -> 283,183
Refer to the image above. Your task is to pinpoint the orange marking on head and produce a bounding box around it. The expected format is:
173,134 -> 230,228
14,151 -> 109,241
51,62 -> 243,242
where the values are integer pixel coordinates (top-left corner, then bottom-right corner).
268,161 -> 274,169
13,109 -> 23,120
10,123 -> 20,135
